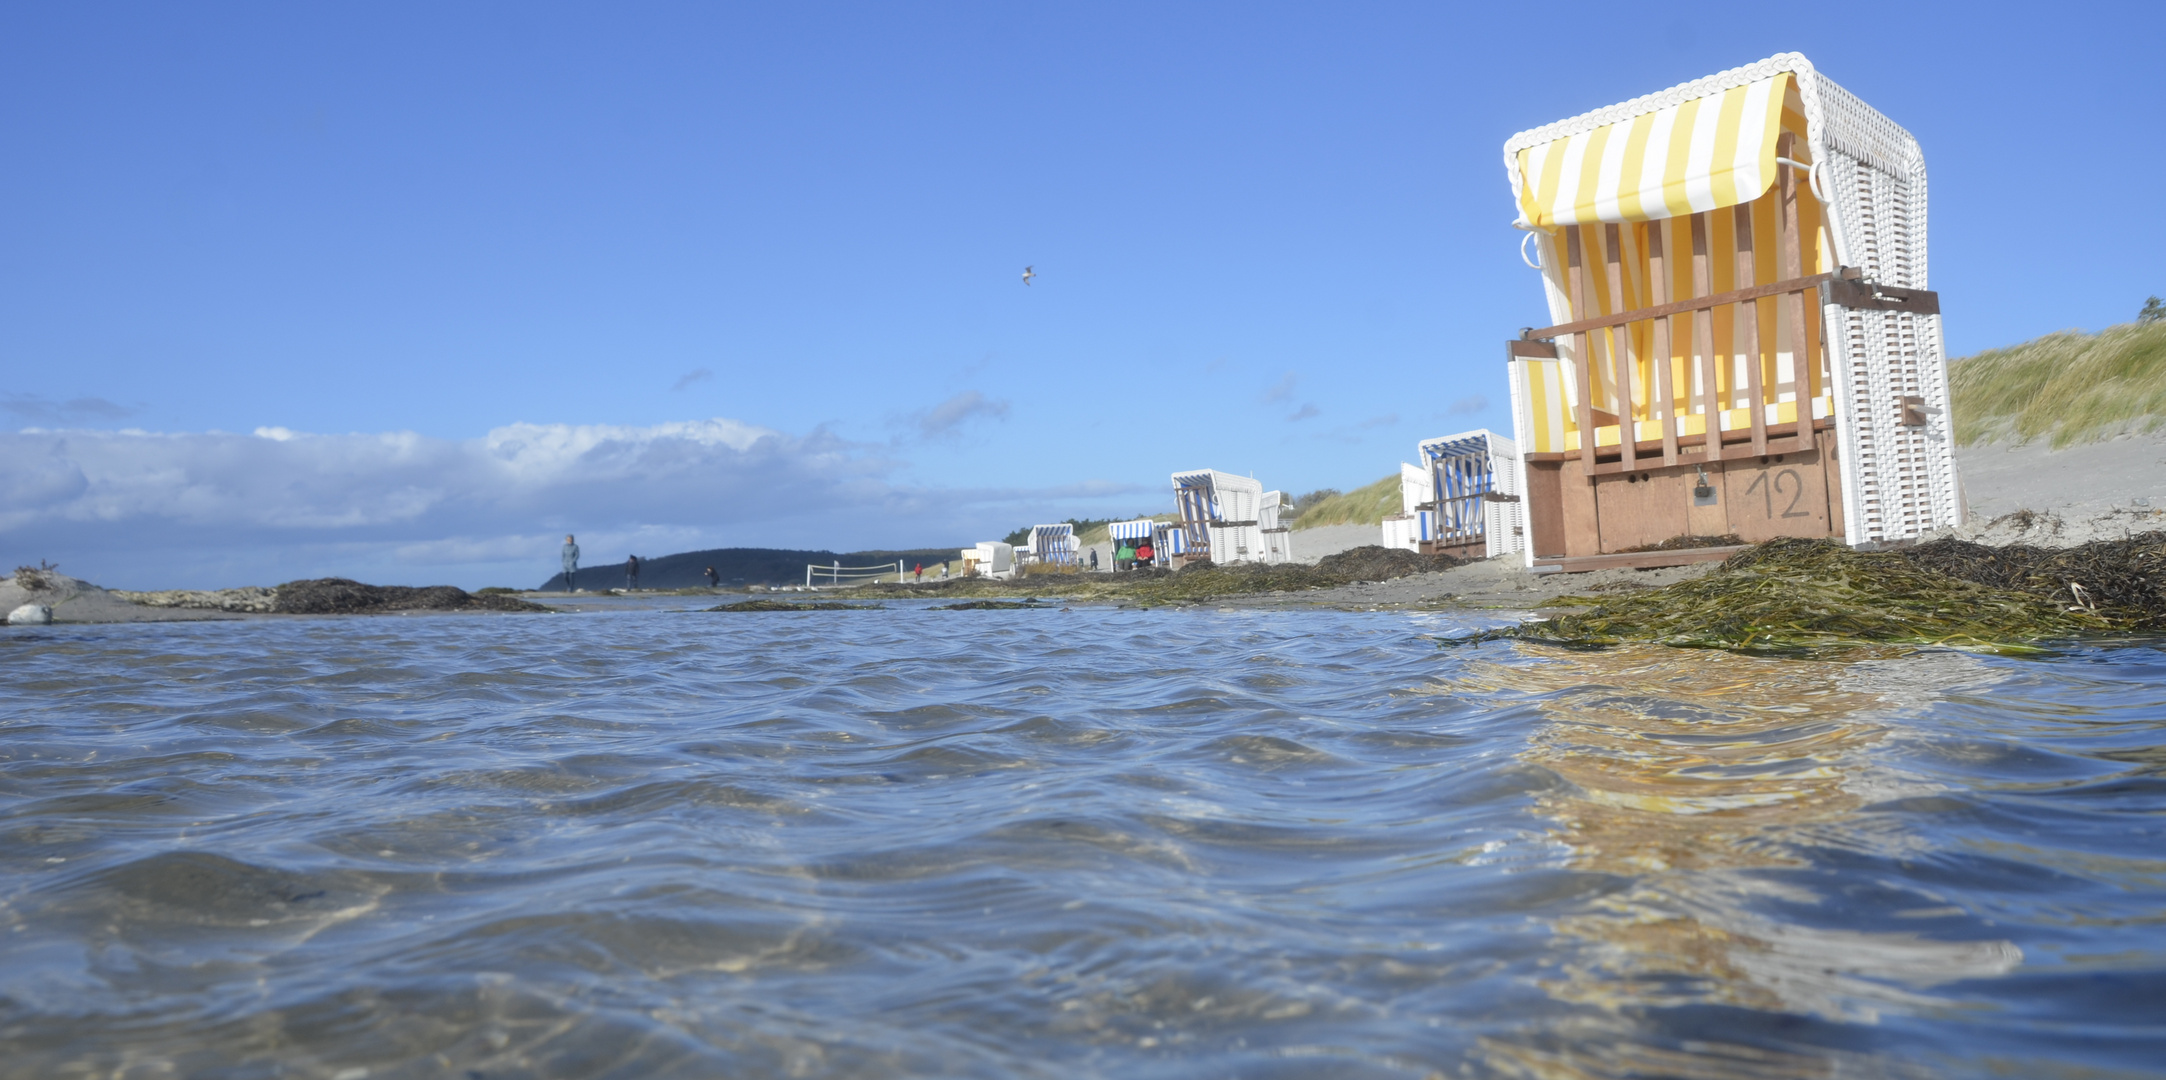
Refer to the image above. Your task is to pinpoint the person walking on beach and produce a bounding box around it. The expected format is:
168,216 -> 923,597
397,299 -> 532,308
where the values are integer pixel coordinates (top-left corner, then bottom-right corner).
704,566 -> 719,589
561,535 -> 580,592
914,562 -> 923,583
625,554 -> 641,591
1089,548 -> 1100,571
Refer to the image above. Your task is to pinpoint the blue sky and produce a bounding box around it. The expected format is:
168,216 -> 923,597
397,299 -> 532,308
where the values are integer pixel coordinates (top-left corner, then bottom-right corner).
3,1 -> 2160,589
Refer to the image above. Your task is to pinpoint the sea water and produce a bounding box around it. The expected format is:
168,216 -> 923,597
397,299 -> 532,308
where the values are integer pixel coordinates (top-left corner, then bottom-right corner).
2,604 -> 2162,1078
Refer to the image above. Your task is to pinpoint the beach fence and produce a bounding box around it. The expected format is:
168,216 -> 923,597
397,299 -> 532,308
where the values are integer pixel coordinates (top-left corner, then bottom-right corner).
806,560 -> 906,587
1502,52 -> 1961,571
1171,469 -> 1275,566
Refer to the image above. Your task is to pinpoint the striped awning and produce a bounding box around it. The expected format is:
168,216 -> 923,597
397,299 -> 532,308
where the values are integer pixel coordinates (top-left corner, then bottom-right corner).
1109,520 -> 1156,541
1512,72 -> 1793,231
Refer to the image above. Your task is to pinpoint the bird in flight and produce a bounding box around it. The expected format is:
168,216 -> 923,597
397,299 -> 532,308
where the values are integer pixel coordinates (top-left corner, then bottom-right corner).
1021,265 -> 1036,287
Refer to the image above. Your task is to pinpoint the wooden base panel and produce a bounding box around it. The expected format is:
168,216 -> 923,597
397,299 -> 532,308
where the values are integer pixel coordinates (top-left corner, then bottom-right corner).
1523,428 -> 1844,569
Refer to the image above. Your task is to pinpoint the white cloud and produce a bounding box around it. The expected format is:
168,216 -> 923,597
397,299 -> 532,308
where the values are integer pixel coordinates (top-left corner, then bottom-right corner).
0,418 -> 1146,589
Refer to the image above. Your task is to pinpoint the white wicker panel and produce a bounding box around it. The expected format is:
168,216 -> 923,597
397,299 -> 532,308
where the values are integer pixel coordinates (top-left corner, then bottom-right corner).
1801,68 -> 1961,543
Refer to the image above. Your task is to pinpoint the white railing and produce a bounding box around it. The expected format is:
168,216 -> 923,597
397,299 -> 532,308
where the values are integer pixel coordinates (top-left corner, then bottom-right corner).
805,561 -> 905,588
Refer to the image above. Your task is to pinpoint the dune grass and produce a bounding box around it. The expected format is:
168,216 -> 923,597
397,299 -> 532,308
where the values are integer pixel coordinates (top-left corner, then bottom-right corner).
1288,474 -> 1399,529
1949,319 -> 2166,447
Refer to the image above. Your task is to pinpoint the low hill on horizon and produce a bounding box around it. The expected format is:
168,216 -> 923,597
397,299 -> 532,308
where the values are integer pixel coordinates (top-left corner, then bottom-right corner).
538,546 -> 963,591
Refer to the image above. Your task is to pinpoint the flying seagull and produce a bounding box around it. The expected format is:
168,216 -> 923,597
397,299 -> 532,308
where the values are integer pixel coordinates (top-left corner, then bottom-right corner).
1021,265 -> 1036,287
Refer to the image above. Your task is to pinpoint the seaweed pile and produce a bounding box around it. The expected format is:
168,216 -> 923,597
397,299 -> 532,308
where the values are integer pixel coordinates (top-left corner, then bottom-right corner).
272,579 -> 551,614
1616,534 -> 1744,553
1464,533 -> 2164,653
1315,545 -> 1465,581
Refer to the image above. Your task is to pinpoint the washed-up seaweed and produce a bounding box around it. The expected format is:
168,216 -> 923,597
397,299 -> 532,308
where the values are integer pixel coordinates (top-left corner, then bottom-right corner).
707,599 -> 879,612
1897,534 -> 2166,619
1314,545 -> 1464,581
273,579 -> 551,614
855,545 -> 1463,605
932,600 -> 1048,610
1457,534 -> 2162,654
1616,533 -> 1743,553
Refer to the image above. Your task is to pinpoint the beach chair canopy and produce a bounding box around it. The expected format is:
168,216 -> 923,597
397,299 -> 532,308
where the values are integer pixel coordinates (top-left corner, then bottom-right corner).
1505,52 -> 1919,251
1109,520 -> 1156,541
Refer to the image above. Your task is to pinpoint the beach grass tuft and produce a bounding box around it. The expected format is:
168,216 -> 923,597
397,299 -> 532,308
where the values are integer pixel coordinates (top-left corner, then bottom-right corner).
1949,318 -> 2166,447
1288,474 -> 1400,529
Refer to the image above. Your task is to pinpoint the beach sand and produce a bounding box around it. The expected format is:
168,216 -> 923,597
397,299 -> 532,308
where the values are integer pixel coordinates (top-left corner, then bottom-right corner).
0,573 -> 243,624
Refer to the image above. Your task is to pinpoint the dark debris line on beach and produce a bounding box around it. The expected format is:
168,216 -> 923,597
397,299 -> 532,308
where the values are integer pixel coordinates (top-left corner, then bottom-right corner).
844,545 -> 1464,606
272,579 -> 551,615
1456,533 -> 2166,654
705,599 -> 882,612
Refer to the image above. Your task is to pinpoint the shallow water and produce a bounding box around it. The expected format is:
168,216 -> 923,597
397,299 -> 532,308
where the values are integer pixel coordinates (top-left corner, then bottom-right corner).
3,605 -> 2163,1078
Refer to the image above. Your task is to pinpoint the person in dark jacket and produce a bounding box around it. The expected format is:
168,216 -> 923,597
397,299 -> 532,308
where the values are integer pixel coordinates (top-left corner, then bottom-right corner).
704,566 -> 719,588
561,535 -> 581,591
625,554 -> 641,591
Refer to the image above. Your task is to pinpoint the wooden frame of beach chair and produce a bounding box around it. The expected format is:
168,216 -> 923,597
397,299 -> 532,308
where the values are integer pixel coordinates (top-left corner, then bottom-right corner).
1501,53 -> 1960,572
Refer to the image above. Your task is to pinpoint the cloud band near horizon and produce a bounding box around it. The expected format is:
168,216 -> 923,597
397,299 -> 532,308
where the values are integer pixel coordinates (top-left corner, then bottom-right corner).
0,419 -> 1142,590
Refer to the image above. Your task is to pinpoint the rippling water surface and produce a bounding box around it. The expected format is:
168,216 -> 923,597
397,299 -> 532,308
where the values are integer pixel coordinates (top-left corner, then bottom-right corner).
4,604 -> 2164,1078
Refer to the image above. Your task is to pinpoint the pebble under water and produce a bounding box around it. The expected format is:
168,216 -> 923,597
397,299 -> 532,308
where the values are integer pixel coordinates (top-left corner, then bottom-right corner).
3,604 -> 2163,1078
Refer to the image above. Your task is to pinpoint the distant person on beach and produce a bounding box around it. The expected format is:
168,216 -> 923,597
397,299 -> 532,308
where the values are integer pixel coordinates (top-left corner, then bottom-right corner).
1115,541 -> 1135,570
940,562 -> 949,579
1136,540 -> 1154,567
914,562 -> 923,582
1089,548 -> 1099,571
561,535 -> 580,591
704,566 -> 718,588
626,555 -> 640,591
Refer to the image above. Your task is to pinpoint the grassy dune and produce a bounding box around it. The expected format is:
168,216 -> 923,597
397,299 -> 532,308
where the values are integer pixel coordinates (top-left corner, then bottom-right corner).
1949,319 -> 2166,447
1288,474 -> 1399,529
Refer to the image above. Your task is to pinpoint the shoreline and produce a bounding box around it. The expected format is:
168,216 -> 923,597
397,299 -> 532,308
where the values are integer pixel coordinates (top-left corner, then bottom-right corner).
10,433 -> 2162,627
